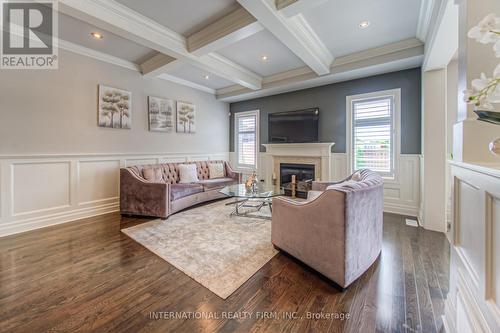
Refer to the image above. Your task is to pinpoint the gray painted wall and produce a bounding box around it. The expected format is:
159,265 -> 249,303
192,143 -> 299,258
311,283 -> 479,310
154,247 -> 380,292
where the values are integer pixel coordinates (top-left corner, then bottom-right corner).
230,67 -> 422,154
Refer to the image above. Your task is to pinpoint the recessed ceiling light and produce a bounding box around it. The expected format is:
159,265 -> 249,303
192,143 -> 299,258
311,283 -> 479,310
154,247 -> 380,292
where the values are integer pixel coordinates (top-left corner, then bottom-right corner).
359,21 -> 370,29
261,55 -> 268,62
90,32 -> 104,39
204,74 -> 210,80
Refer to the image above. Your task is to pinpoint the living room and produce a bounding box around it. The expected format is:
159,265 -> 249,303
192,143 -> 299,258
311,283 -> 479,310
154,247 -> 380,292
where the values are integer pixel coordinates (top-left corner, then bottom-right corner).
1,0 -> 499,332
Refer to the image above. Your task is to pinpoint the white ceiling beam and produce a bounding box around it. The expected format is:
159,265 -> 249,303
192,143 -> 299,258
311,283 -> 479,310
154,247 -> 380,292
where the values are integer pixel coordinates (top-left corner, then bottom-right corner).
157,74 -> 216,94
187,6 -> 264,56
417,0 -> 435,42
140,53 -> 178,78
217,38 -> 424,102
237,0 -> 333,76
275,0 -> 329,18
422,0 -> 458,71
58,0 -> 262,90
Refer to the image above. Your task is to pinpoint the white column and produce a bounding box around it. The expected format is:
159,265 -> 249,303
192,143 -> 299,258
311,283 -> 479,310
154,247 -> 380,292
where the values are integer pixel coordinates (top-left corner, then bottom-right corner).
453,0 -> 500,163
422,69 -> 448,232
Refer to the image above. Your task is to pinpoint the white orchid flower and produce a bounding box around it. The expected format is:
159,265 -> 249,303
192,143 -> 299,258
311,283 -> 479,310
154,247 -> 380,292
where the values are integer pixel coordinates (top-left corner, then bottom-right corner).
468,13 -> 500,44
465,14 -> 500,111
494,63 -> 500,78
489,82 -> 500,103
495,40 -> 500,57
472,73 -> 490,91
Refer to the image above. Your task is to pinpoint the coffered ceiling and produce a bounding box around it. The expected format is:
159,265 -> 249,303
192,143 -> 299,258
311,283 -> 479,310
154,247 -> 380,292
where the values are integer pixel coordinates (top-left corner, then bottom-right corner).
217,30 -> 305,77
54,0 -> 433,102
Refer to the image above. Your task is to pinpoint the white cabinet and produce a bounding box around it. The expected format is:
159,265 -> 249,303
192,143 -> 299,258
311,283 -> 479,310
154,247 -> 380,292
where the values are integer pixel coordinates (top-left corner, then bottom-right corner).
444,161 -> 500,333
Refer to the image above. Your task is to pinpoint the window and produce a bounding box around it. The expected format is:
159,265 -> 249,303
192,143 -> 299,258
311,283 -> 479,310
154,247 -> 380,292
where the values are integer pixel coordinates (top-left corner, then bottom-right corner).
347,89 -> 400,178
235,110 -> 259,169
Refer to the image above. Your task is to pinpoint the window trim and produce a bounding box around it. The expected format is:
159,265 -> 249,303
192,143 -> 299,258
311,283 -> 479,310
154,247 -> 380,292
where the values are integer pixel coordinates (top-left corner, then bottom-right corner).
346,88 -> 401,181
234,110 -> 260,171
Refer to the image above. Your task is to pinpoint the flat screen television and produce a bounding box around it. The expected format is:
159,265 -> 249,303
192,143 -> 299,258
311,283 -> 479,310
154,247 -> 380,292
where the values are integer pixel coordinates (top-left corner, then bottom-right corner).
268,108 -> 319,143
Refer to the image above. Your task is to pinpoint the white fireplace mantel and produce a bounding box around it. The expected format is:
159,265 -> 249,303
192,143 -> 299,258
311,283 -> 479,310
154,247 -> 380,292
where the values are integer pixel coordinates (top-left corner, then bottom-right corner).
262,142 -> 335,157
262,143 -> 335,181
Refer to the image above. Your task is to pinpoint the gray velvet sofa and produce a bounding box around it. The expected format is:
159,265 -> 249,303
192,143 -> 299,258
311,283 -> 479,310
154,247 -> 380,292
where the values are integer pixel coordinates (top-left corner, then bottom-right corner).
271,169 -> 383,289
120,160 -> 241,219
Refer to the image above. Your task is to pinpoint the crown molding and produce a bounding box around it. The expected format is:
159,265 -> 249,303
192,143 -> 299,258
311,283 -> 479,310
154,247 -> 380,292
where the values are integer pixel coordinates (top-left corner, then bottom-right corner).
157,74 -> 216,95
417,0 -> 435,42
237,0 -> 333,75
58,39 -> 216,95
58,0 -> 262,90
57,39 -> 141,72
217,38 -> 424,102
422,0 -> 457,70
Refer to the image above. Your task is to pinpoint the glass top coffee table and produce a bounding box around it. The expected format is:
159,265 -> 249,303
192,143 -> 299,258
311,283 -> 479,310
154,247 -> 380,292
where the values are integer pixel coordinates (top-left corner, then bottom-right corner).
219,183 -> 284,220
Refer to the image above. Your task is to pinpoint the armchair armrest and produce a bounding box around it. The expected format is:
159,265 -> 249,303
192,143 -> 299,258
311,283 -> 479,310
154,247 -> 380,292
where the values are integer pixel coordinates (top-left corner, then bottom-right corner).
225,162 -> 242,182
312,180 -> 344,191
120,169 -> 170,218
311,174 -> 353,191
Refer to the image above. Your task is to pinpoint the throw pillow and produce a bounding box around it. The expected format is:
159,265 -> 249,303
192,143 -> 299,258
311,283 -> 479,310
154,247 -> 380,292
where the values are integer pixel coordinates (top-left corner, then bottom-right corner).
178,164 -> 199,183
208,163 -> 225,179
143,167 -> 163,183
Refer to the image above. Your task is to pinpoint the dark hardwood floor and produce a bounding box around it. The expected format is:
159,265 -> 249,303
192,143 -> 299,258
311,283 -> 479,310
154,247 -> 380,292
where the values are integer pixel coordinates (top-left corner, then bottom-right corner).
0,210 -> 449,333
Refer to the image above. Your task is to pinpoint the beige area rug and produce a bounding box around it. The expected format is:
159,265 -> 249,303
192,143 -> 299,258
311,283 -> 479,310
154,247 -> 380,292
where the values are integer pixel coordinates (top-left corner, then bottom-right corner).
122,199 -> 278,299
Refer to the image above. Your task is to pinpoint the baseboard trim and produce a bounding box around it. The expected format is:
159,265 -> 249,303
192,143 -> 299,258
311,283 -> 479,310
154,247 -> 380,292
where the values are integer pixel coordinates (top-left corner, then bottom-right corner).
0,202 -> 119,237
384,202 -> 419,217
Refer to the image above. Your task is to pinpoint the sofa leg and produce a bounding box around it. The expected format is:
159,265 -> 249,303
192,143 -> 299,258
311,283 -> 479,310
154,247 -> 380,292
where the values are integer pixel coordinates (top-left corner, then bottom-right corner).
272,244 -> 280,251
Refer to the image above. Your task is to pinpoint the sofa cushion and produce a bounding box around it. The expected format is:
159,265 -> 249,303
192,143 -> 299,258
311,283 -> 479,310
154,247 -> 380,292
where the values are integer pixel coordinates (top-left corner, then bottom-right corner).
170,183 -> 204,201
198,177 -> 237,191
143,167 -> 164,183
178,164 -> 199,183
208,163 -> 225,179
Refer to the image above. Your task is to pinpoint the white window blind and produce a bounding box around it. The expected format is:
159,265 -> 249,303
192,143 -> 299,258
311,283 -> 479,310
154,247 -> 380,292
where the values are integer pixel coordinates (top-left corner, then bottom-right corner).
235,112 -> 258,168
351,96 -> 394,177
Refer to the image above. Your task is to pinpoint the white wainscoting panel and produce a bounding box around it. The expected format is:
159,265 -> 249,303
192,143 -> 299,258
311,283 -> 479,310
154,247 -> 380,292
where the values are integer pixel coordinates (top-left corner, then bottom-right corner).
456,178 -> 483,287
383,155 -> 421,217
12,161 -> 71,216
125,158 -> 158,167
443,161 -> 500,333
231,152 -> 421,217
488,195 -> 500,324
0,152 -> 229,237
331,153 -> 348,181
78,160 -> 120,206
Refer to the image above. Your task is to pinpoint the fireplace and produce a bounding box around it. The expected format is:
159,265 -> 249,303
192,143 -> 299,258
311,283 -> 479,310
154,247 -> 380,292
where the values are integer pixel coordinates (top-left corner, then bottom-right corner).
280,163 -> 315,199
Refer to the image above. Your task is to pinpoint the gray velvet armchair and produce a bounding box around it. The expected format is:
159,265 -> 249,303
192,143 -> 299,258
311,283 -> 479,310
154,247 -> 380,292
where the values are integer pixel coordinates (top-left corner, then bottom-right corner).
271,169 -> 384,289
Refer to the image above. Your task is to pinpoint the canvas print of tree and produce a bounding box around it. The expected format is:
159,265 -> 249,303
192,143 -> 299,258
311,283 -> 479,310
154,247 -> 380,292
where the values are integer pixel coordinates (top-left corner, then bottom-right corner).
98,85 -> 131,129
148,96 -> 174,132
176,101 -> 195,133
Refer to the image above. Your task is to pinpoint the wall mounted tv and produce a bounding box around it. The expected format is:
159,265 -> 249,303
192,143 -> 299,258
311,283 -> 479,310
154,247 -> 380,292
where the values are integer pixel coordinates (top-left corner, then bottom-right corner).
268,108 -> 319,143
